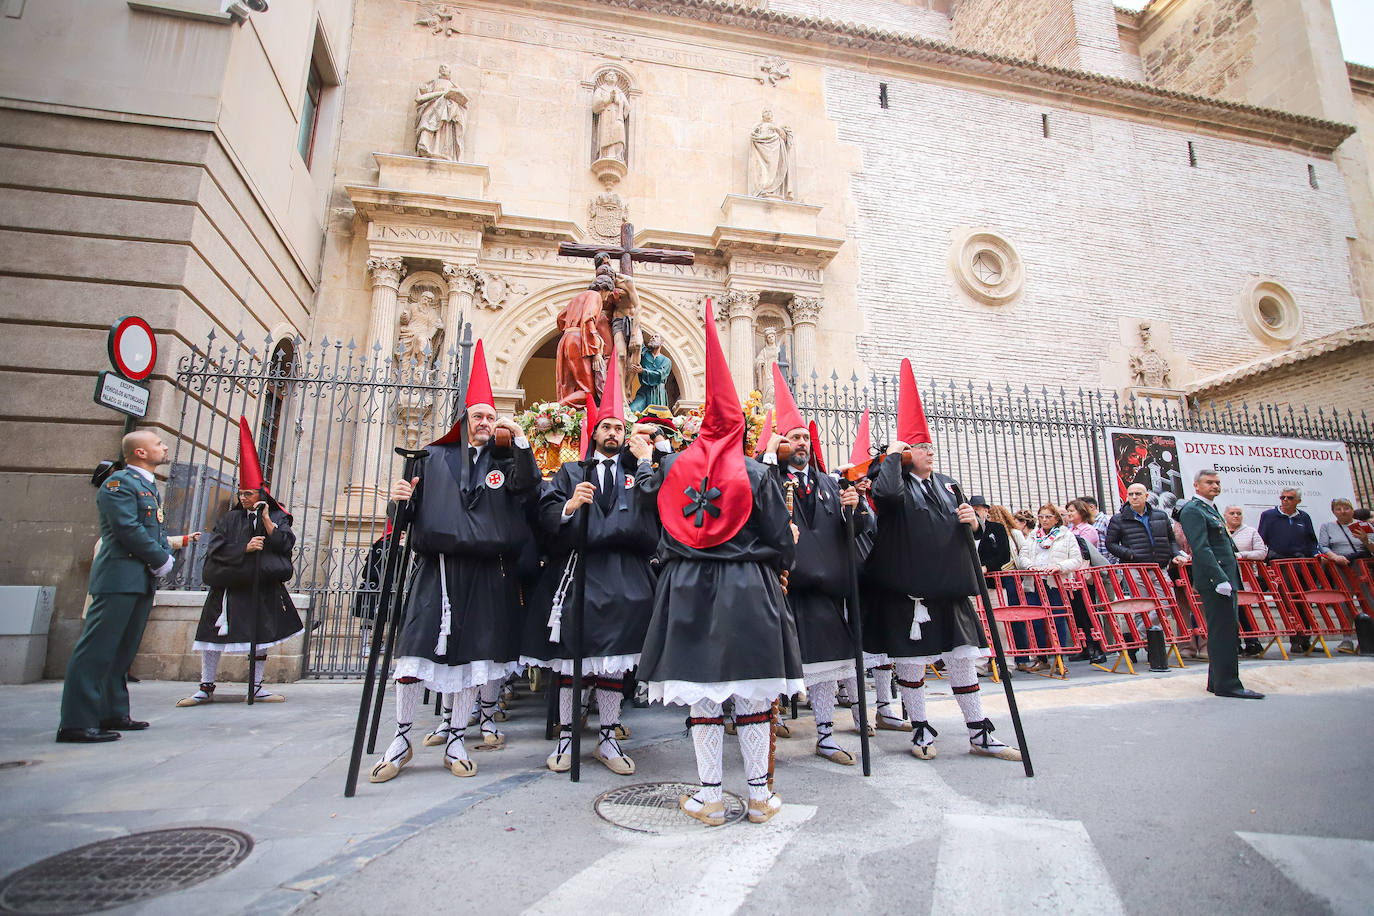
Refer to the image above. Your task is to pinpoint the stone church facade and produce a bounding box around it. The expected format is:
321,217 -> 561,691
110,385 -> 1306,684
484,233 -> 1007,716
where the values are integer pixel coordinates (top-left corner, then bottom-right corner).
2,0 -> 1371,674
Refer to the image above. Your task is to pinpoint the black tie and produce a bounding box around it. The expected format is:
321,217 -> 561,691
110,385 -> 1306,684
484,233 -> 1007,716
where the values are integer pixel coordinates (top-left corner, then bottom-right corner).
921,477 -> 940,508
596,459 -> 616,512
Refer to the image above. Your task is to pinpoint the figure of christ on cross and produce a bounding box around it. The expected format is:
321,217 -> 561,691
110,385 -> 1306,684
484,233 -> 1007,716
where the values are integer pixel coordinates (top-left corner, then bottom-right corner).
556,223 -> 693,407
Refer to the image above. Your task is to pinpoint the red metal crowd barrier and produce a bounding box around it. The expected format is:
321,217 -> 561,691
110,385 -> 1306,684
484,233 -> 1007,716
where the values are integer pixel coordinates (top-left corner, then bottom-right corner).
1340,557 -> 1374,618
1175,560 -> 1296,660
976,569 -> 1080,679
1073,564 -> 1187,675
1269,558 -> 1358,656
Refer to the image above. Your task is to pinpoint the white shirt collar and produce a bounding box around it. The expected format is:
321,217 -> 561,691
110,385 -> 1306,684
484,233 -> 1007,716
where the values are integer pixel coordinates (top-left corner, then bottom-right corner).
1195,495 -> 1215,507
128,465 -> 156,484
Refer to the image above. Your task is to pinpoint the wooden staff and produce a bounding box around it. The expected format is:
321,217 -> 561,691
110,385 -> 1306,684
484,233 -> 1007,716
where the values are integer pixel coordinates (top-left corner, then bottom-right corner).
771,477 -> 798,792
569,457 -> 595,783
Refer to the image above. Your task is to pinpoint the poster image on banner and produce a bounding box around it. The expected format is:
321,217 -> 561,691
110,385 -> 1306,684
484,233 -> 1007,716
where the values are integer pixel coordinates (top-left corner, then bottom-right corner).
1105,428 -> 1357,530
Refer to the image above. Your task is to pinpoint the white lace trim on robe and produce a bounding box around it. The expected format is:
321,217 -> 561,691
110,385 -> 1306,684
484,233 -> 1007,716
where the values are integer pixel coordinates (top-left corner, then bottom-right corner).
649,677 -> 806,707
393,656 -> 521,693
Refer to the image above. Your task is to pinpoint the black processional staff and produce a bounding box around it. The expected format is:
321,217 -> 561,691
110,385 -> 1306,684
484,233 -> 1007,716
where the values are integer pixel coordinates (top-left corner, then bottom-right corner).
837,478 -> 873,777
246,500 -> 265,706
345,445 -> 427,798
568,456 -> 595,783
952,481 -> 1034,778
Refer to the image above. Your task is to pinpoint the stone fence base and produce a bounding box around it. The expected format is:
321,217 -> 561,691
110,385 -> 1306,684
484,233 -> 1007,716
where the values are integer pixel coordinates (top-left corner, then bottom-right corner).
132,590 -> 309,683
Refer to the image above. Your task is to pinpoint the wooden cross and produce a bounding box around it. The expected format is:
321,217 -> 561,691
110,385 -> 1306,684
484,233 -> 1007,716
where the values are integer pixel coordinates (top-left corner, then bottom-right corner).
558,222 -> 694,275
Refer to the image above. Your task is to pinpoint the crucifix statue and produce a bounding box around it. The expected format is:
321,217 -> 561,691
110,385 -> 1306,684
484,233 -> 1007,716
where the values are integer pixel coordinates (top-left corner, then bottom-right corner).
555,222 -> 693,408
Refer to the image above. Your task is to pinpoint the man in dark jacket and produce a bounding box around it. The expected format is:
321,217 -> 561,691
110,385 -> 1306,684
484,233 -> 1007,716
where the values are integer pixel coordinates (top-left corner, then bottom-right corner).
1105,483 -> 1188,569
1257,488 -> 1322,652
970,496 -> 1011,574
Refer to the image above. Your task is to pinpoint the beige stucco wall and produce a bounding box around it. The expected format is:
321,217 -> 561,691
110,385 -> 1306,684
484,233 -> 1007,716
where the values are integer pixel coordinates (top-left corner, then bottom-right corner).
0,0 -> 353,676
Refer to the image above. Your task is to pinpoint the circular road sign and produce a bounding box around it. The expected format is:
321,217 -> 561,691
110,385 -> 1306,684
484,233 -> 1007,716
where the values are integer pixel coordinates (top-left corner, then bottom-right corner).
108,316 -> 157,381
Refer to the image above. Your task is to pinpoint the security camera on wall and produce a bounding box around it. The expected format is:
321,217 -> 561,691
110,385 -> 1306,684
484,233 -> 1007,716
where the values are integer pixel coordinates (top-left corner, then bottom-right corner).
222,0 -> 268,19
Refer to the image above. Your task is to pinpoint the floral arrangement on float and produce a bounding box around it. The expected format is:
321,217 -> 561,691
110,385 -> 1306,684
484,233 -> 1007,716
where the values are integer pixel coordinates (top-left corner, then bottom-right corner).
516,401 -> 585,476
742,390 -> 770,456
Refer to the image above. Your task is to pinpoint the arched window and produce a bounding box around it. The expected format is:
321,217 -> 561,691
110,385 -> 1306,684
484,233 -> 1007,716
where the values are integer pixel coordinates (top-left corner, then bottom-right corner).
257,338 -> 296,489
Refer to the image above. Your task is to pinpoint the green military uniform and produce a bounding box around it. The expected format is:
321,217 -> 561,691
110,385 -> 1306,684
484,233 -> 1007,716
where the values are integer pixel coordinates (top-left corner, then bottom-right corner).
1178,496 -> 1243,695
59,466 -> 172,730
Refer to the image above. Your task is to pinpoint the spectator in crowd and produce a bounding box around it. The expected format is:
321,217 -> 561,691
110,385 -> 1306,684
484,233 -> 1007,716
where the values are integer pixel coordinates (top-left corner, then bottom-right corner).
1223,505 -> 1266,656
970,496 -> 1011,575
1224,506 -> 1267,560
1012,504 -> 1086,673
1257,488 -> 1321,653
1106,483 -> 1188,570
1013,509 -> 1035,537
1318,498 -> 1370,654
1257,489 -> 1320,560
1318,498 -> 1372,565
1064,499 -> 1099,548
989,504 -> 1026,563
1080,496 -> 1112,554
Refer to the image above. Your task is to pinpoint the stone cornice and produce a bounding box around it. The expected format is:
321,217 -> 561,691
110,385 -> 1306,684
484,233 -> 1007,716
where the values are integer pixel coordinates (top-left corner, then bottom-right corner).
345,185 -> 584,243
543,0 -> 1354,154
1187,323 -> 1374,395
1350,62 -> 1374,97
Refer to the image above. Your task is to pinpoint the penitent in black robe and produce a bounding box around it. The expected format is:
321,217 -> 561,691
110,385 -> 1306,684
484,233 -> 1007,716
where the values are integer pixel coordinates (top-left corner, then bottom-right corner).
861,452 -> 989,662
520,450 -> 661,675
637,454 -> 803,706
776,465 -> 873,681
392,440 -> 540,692
194,503 -> 302,653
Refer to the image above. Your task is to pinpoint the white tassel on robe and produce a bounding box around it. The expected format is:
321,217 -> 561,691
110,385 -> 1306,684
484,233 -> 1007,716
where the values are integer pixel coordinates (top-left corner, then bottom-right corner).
434,556 -> 452,655
546,553 -> 578,643
908,597 -> 931,641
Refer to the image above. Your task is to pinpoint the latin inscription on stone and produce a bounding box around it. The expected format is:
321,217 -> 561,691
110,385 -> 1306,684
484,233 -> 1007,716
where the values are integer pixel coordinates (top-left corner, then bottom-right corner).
466,16 -> 757,80
369,225 -> 480,247
482,245 -> 723,280
734,261 -> 821,282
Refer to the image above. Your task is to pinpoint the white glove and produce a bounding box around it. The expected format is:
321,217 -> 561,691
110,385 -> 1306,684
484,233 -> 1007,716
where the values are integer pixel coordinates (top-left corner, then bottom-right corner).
153,555 -> 175,577
1215,581 -> 1233,597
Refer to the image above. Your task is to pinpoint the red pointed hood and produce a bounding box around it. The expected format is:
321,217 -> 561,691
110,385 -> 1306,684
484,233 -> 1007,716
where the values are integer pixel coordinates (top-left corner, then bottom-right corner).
772,363 -> 805,436
808,420 -> 826,473
897,358 -> 932,446
465,339 -> 495,412
752,409 -> 773,459
594,346 -> 626,427
847,408 -> 871,469
238,416 -> 264,491
431,339 -> 496,446
659,299 -> 751,548
580,400 -> 595,459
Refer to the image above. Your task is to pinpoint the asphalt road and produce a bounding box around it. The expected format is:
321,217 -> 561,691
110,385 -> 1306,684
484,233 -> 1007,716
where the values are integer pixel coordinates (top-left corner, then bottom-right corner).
1,658 -> 1371,915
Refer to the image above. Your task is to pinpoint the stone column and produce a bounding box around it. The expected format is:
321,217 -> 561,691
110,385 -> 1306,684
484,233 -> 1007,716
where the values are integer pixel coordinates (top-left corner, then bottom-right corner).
789,295 -> 822,384
364,257 -> 407,366
441,261 -> 480,381
348,256 -> 407,512
722,289 -> 758,396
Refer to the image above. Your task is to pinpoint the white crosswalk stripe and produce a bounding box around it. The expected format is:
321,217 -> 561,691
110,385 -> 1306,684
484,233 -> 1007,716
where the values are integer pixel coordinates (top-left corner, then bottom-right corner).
931,813 -> 1126,916
522,804 -> 817,916
1237,832 -> 1374,916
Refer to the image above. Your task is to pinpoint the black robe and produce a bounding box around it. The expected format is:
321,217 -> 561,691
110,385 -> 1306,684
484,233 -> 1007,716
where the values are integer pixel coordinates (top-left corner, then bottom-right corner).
862,453 -> 987,660
777,465 -> 872,674
637,453 -> 803,702
350,532 -> 390,624
521,450 -> 660,672
393,440 -> 540,681
194,504 -> 302,652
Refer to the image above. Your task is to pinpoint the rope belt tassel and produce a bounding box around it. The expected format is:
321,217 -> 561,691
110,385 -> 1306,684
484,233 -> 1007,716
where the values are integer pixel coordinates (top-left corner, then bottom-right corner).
434,555 -> 452,656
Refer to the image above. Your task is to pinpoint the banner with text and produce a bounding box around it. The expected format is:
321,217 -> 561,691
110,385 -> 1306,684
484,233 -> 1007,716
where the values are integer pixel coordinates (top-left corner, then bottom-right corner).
1105,428 -> 1356,529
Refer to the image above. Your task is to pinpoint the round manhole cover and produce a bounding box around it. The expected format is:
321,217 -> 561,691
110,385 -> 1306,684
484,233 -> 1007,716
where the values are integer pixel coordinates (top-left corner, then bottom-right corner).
594,781 -> 747,834
0,827 -> 253,915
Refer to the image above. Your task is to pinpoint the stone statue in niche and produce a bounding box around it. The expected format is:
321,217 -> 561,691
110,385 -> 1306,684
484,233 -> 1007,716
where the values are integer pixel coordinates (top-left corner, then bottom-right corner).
748,108 -> 795,200
1128,321 -> 1172,388
753,326 -> 781,403
591,71 -> 631,164
396,289 -> 445,373
414,64 -> 469,162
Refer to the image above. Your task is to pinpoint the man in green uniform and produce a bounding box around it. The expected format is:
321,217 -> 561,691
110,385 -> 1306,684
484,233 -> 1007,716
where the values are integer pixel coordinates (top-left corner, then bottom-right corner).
1178,468 -> 1264,700
57,430 -> 178,742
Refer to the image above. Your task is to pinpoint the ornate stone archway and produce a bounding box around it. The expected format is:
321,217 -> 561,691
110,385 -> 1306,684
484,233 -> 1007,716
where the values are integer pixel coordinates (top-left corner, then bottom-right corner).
482,279 -> 706,406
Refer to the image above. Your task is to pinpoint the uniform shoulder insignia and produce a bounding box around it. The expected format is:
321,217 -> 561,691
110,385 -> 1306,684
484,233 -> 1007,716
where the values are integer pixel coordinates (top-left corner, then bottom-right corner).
105,479 -> 120,489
